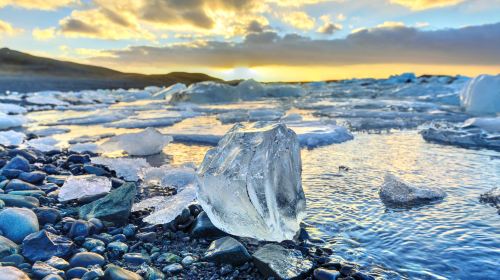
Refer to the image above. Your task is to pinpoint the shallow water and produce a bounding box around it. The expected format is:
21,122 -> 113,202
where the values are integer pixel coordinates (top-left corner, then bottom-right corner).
21,93 -> 500,279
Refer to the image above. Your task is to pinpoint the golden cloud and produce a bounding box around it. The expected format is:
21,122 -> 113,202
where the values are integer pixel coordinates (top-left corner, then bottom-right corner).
0,0 -> 77,10
280,11 -> 316,30
390,0 -> 464,10
0,19 -> 22,37
32,27 -> 56,40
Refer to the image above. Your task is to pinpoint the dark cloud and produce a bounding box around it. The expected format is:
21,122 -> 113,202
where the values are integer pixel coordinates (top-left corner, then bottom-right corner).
101,8 -> 132,27
318,23 -> 342,35
60,18 -> 100,34
94,22 -> 500,67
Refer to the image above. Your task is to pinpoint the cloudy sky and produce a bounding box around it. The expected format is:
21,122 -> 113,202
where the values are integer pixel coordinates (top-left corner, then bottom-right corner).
1,0 -> 499,81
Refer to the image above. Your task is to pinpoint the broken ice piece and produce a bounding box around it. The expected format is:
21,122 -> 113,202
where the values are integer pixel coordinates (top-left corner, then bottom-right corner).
91,157 -> 151,181
139,165 -> 197,190
197,122 -> 306,242
100,127 -> 172,156
58,175 -> 112,202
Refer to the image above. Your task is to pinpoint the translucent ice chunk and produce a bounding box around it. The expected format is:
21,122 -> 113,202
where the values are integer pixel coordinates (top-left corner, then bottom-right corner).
100,128 -> 172,156
0,113 -> 26,130
25,137 -> 61,152
460,74 -> 500,115
58,175 -> 112,202
91,157 -> 151,181
0,103 -> 27,114
197,122 -> 306,241
139,165 -> 197,190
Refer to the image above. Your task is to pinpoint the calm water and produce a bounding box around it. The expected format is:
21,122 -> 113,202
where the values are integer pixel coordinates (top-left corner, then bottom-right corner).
26,109 -> 500,280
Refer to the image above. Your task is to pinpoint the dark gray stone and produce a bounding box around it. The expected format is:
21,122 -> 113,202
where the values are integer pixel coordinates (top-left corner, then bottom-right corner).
32,261 -> 64,278
0,207 -> 39,243
104,265 -> 143,280
34,207 -> 61,225
190,211 -> 226,238
67,267 -> 89,279
314,268 -> 341,280
2,156 -> 30,172
22,230 -> 74,262
123,253 -> 150,265
203,236 -> 251,266
79,183 -> 136,226
18,171 -> 46,184
69,252 -> 105,268
0,235 -> 18,258
5,179 -> 40,192
0,194 -> 39,208
252,244 -> 313,280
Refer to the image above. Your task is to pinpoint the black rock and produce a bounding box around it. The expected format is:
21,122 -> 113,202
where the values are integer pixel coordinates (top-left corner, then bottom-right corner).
22,230 -> 74,262
67,267 -> 90,279
203,237 -> 251,266
69,220 -> 91,238
69,252 -> 105,267
252,244 -> 313,280
2,156 -> 30,172
7,149 -> 37,163
46,175 -> 67,186
34,207 -> 61,225
42,275 -> 64,280
0,235 -> 18,258
190,211 -> 226,239
1,253 -> 24,265
32,261 -> 65,278
83,164 -> 109,176
137,232 -> 156,243
5,179 -> 40,192
123,253 -> 150,265
18,171 -> 46,185
352,272 -> 375,280
110,178 -> 125,189
314,268 -> 341,280
103,265 -> 143,280
2,169 -> 22,179
79,183 -> 136,226
0,194 -> 39,208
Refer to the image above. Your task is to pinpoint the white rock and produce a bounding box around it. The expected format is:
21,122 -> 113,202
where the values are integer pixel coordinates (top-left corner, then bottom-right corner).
197,122 -> 306,241
460,74 -> 500,115
379,174 -> 446,206
100,127 -> 172,156
59,175 -> 112,202
91,157 -> 151,181
0,130 -> 26,146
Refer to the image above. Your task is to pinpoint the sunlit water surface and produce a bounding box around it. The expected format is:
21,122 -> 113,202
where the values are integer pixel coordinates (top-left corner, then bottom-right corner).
26,110 -> 500,280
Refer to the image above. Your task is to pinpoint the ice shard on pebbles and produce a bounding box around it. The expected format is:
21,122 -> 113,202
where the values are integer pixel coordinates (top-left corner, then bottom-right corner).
100,127 -> 172,156
91,157 -> 151,181
58,175 -> 112,202
197,122 -> 306,241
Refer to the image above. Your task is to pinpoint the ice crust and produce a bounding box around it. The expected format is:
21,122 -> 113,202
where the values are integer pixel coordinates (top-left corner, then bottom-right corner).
0,130 -> 26,146
58,175 -> 112,201
197,122 -> 306,241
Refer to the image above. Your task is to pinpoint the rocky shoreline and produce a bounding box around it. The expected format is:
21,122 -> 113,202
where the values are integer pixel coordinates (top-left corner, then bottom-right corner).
0,145 -> 377,280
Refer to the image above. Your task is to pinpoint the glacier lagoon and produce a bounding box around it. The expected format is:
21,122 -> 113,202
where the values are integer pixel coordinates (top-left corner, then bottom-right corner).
1,74 -> 500,279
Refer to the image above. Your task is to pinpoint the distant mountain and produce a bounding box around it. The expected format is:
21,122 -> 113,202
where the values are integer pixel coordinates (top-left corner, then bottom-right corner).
0,48 -> 223,93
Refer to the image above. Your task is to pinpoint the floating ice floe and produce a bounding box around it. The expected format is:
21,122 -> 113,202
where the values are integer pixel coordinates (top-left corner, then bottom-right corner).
152,83 -> 187,100
479,187 -> 500,213
0,130 -> 26,146
170,80 -> 305,104
289,121 -> 354,148
25,137 -> 61,152
54,111 -> 131,126
26,95 -> 69,106
379,174 -> 446,206
100,127 -> 172,156
0,113 -> 27,130
91,157 -> 151,181
421,118 -> 500,150
0,103 -> 27,114
69,143 -> 101,153
68,133 -> 115,144
105,116 -> 182,129
28,127 -> 70,137
133,165 -> 198,224
58,175 -> 112,202
460,74 -> 500,115
197,122 -> 306,241
217,109 -> 284,124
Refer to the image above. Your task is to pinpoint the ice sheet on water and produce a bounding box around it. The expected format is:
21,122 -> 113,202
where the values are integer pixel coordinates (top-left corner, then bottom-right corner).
133,165 -> 198,224
0,103 -> 27,114
69,143 -> 101,153
100,127 -> 172,156
0,130 -> 26,146
55,111 -> 131,125
58,175 -> 112,202
68,133 -> 115,144
217,109 -> 284,124
197,122 -> 306,241
420,119 -> 500,150
379,174 -> 446,206
29,127 -> 70,137
91,157 -> 151,181
288,121 -> 354,148
460,74 -> 500,115
26,95 -> 69,106
0,113 -> 27,130
25,137 -> 61,152
105,116 -> 182,128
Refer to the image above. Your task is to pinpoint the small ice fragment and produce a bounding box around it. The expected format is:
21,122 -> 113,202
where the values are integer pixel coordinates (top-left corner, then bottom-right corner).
100,127 -> 172,156
25,137 -> 60,152
379,174 -> 446,206
58,175 -> 112,202
0,103 -> 27,114
0,130 -> 26,146
0,113 -> 26,130
91,157 -> 151,181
